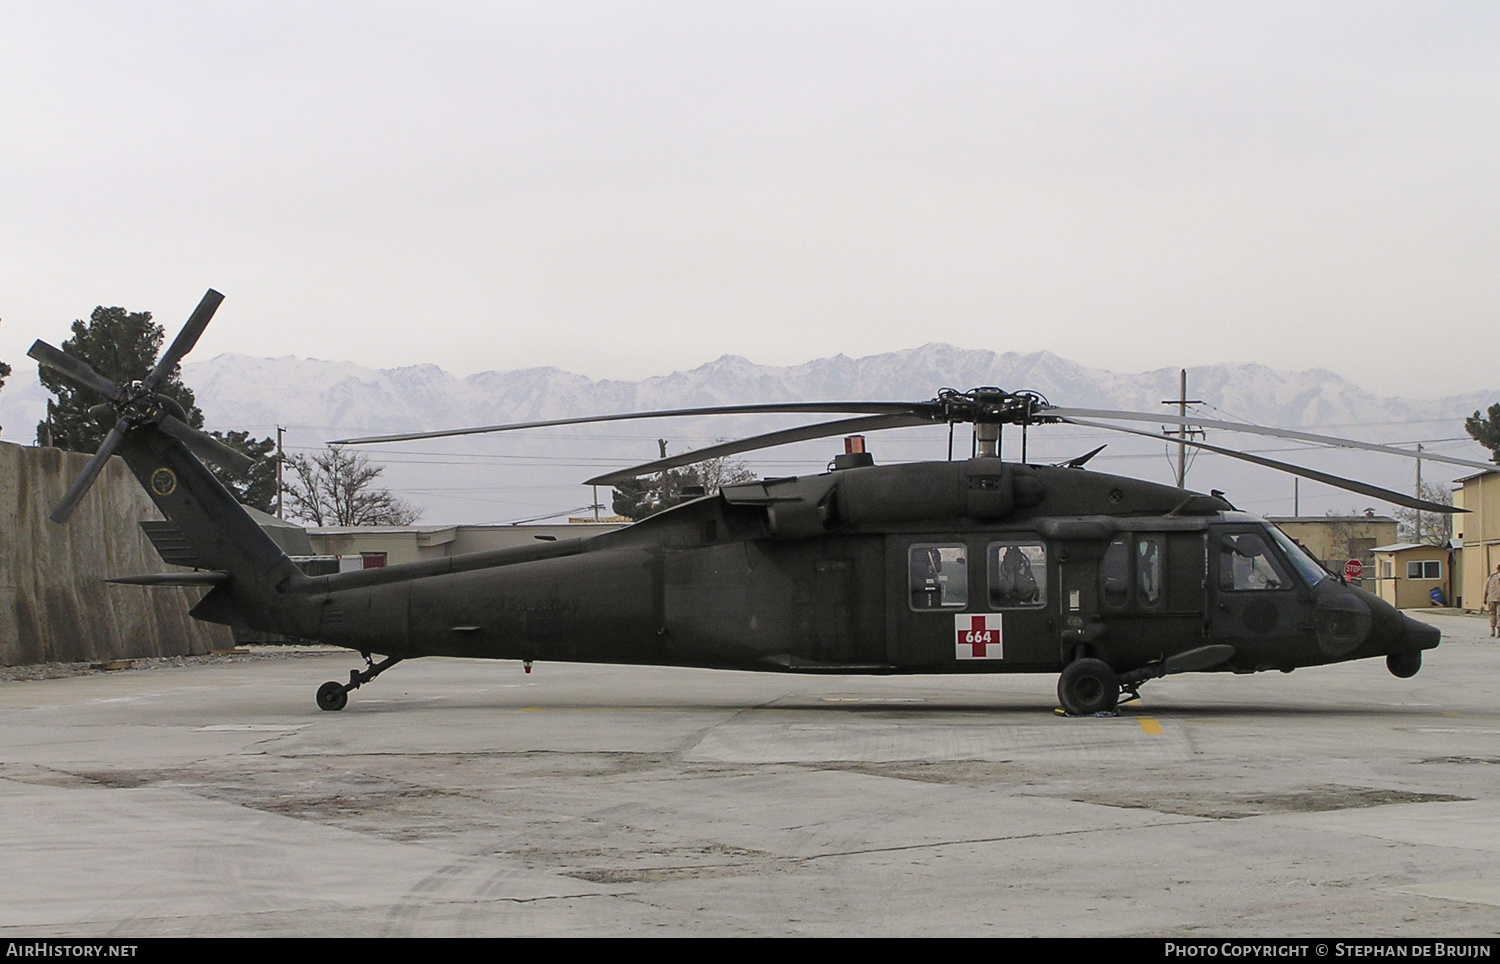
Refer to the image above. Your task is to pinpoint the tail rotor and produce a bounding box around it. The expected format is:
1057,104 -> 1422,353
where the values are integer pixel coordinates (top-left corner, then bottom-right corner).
27,288 -> 250,523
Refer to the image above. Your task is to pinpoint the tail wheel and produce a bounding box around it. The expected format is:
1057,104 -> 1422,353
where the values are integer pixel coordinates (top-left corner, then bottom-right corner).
1058,658 -> 1120,715
316,681 -> 349,712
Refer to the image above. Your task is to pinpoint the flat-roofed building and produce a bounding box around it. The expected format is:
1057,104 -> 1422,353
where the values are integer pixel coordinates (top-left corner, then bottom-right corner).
1372,542 -> 1453,609
1452,469 -> 1500,610
1266,513 -> 1398,589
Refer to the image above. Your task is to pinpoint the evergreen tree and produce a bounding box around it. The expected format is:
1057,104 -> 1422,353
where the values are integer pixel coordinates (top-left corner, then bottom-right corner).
1465,404 -> 1500,463
211,430 -> 279,514
611,474 -> 661,520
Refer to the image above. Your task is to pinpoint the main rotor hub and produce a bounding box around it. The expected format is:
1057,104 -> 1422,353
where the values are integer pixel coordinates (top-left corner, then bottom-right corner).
934,387 -> 1054,426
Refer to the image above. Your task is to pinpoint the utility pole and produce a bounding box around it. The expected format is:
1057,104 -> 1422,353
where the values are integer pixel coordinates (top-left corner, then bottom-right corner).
1415,443 -> 1423,543
275,426 -> 285,519
1161,369 -> 1202,489
656,438 -> 670,509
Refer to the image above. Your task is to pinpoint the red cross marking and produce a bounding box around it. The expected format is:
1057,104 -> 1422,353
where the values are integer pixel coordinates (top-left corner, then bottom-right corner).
960,615 -> 998,657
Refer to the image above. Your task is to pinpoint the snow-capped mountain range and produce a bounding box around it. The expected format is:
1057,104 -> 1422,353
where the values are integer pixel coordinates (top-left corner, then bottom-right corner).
1,344 -> 1492,524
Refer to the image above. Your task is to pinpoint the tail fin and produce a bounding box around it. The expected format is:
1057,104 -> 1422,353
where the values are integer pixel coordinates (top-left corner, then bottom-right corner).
116,423 -> 311,631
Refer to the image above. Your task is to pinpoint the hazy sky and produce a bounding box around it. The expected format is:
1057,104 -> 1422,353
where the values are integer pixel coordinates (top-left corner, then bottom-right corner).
2,2 -> 1496,399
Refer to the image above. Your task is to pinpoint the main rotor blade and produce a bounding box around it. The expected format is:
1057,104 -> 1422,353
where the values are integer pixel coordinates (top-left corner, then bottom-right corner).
156,415 -> 256,474
50,421 -> 128,524
27,340 -> 123,401
332,401 -> 936,446
145,288 -> 223,391
1064,417 -> 1463,514
1045,406 -> 1495,473
584,413 -> 933,487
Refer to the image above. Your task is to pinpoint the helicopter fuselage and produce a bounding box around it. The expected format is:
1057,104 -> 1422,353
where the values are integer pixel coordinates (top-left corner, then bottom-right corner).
263,458 -> 1436,679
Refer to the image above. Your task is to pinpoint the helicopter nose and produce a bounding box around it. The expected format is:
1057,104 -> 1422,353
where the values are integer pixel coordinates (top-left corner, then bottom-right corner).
1397,613 -> 1441,651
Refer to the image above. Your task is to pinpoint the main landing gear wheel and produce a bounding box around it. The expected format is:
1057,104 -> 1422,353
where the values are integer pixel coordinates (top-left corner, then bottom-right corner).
1058,658 -> 1120,716
316,681 -> 349,712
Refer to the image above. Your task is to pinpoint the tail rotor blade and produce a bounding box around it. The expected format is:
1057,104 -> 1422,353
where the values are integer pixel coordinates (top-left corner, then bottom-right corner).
28,340 -> 123,401
50,422 -> 128,523
145,289 -> 223,391
157,415 -> 255,474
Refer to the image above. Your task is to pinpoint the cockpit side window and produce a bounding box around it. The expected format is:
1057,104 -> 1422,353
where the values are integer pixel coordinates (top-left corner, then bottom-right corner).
1218,532 -> 1290,591
909,544 -> 969,610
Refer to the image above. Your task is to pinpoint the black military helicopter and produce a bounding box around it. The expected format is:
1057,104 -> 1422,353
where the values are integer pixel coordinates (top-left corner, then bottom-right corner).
31,290 -> 1482,715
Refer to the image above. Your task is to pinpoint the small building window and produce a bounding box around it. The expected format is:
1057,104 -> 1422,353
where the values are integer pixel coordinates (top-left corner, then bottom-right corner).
1406,560 -> 1441,580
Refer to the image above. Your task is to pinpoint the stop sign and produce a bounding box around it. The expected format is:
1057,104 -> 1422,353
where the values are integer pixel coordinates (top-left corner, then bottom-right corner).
1344,559 -> 1364,581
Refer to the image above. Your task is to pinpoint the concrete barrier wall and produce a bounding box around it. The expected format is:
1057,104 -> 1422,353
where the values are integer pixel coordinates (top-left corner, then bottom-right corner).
0,441 -> 233,665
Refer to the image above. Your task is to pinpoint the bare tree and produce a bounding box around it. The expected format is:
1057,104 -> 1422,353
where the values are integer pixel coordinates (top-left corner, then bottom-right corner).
285,447 -> 421,526
1395,482 -> 1453,547
682,453 -> 757,497
612,453 -> 756,521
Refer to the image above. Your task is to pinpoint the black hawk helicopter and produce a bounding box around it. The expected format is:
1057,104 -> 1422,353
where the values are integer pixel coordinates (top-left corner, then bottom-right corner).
30,290 -> 1479,715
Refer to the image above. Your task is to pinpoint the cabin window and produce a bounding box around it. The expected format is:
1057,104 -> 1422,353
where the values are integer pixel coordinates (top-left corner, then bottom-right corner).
1101,539 -> 1131,609
987,541 -> 1046,608
1406,560 -> 1441,580
1218,533 -> 1289,591
1137,538 -> 1162,607
909,544 -> 969,610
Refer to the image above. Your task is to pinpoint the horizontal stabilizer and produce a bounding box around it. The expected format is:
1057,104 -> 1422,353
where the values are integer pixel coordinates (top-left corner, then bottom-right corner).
107,572 -> 229,587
